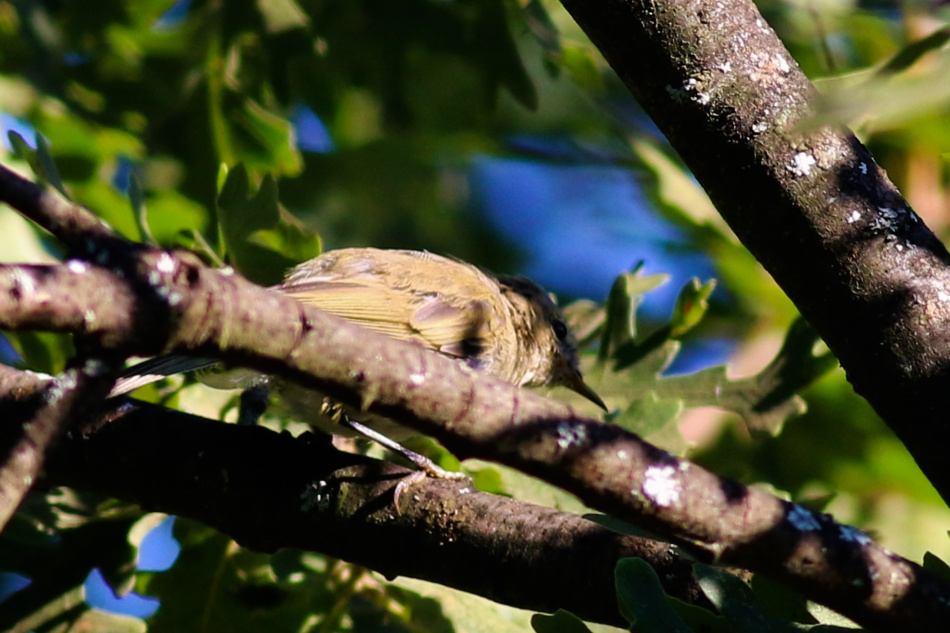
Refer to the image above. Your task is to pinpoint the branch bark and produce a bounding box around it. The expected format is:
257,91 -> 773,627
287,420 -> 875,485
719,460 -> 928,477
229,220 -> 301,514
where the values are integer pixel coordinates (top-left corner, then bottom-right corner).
16,370 -> 705,627
557,0 -> 950,501
0,214 -> 948,626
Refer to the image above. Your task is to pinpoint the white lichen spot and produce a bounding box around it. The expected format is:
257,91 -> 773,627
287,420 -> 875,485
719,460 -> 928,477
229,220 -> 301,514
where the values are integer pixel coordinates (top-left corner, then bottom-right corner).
775,54 -> 790,74
858,162 -> 868,175
751,121 -> 769,134
787,504 -> 821,532
66,260 -> 89,274
83,358 -> 108,376
12,268 -> 36,295
45,370 -> 79,405
938,291 -> 950,303
838,524 -> 872,546
167,292 -> 183,306
616,449 -> 629,460
896,244 -> 904,252
408,373 -> 426,385
148,270 -> 161,286
555,421 -> 588,450
847,210 -> 861,224
300,480 -> 333,512
667,78 -> 711,105
220,266 -> 235,276
156,252 -> 175,273
718,62 -> 732,73
788,152 -> 816,177
642,464 -> 680,507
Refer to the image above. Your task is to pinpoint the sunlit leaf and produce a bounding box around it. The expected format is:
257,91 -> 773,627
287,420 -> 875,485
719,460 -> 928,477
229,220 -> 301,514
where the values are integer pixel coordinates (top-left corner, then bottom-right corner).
670,278 -> 716,338
216,164 -> 319,284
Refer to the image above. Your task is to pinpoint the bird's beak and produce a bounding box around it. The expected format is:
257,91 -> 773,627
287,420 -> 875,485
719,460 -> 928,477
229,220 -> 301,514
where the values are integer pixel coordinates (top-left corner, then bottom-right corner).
566,369 -> 608,411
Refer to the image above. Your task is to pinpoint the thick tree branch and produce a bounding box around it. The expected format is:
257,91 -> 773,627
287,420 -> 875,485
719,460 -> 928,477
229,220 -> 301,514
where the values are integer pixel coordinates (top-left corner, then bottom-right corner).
557,0 -> 950,500
0,241 -> 948,627
0,164 -> 117,249
20,377 -> 707,627
0,356 -> 118,528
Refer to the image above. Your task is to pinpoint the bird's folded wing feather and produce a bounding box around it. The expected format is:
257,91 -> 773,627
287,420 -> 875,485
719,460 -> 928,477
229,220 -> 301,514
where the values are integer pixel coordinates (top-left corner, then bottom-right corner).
280,280 -> 489,358
110,356 -> 219,397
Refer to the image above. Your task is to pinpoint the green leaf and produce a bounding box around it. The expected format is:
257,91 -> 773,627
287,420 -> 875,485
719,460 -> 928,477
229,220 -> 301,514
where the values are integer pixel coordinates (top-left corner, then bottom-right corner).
695,565 -> 783,633
4,331 -> 74,375
255,0 -> 309,33
877,26 -> 950,77
695,565 -> 855,632
615,392 -> 685,438
629,137 -> 734,240
523,0 -> 562,79
670,278 -> 716,338
531,609 -> 593,633
562,299 -> 606,348
582,514 -> 667,541
749,574 -> 815,625
216,164 -> 320,284
144,190 -> 212,248
923,551 -> 950,583
390,575 -> 533,633
128,172 -> 157,245
656,318 -> 837,436
146,519 -> 340,633
234,97 -> 303,176
478,0 -> 537,109
7,132 -> 66,197
70,608 -> 148,633
247,208 -> 321,264
615,558 -> 692,632
583,276 -> 833,443
598,267 -> 669,362
559,46 -> 604,92
34,134 -> 67,197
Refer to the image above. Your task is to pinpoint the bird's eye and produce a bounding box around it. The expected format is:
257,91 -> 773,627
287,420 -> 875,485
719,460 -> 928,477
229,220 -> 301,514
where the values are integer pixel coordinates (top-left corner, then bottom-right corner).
552,319 -> 569,341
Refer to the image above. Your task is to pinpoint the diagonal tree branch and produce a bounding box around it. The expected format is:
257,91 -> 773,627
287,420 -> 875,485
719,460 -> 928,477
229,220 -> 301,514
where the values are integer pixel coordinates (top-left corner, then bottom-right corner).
0,238 -> 948,626
0,355 -> 118,528
12,368 -> 705,628
557,0 -> 950,501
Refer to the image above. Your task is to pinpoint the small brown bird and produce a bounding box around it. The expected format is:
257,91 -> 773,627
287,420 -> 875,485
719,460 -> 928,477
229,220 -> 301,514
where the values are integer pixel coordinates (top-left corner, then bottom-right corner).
112,248 -> 605,498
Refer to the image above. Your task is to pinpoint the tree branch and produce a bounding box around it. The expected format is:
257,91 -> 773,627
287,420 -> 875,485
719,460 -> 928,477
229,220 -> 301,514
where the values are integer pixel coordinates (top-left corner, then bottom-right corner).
0,356 -> 118,528
20,374 -> 707,627
557,0 -> 950,502
0,240 -> 947,626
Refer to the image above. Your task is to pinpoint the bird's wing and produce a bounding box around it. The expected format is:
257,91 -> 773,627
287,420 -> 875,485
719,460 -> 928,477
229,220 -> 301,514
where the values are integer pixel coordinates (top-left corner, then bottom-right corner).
110,355 -> 219,397
280,280 -> 489,358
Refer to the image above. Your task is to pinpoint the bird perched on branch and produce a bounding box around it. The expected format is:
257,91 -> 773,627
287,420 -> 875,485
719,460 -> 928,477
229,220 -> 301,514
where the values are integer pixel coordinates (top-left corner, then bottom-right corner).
112,248 -> 605,501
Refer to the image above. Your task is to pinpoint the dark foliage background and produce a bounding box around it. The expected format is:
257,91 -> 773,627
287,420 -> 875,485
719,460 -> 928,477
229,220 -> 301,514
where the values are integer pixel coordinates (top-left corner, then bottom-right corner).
2,0 -> 950,630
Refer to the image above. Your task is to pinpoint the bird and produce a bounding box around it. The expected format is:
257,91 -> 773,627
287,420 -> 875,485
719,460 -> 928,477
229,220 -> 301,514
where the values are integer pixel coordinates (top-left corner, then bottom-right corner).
111,248 -> 605,501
